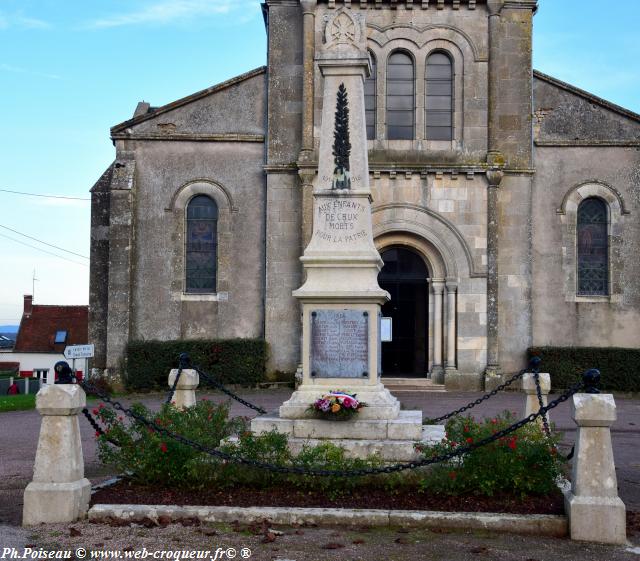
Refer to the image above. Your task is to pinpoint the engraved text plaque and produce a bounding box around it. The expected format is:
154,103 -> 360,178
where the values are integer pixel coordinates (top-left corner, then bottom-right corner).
311,310 -> 369,378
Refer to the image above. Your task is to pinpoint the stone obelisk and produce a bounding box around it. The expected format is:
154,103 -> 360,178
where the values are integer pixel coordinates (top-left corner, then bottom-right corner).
251,8 -> 437,458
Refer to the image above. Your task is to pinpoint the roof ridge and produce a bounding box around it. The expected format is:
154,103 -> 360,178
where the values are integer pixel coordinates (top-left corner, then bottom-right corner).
533,69 -> 640,124
110,66 -> 267,134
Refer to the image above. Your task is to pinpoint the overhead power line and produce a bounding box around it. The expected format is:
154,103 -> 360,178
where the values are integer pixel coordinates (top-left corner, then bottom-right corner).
0,233 -> 89,267
0,224 -> 89,259
0,188 -> 90,201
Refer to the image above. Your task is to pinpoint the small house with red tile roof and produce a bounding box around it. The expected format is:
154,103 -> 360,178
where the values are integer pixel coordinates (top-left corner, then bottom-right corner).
6,295 -> 88,379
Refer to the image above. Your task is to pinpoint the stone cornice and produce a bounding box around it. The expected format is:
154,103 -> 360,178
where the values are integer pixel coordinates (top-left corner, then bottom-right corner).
321,0 -> 482,8
111,133 -> 265,143
536,140 -> 640,147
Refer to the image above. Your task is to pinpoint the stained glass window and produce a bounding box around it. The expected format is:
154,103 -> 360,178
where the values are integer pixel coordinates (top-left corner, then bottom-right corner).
386,51 -> 414,140
426,52 -> 453,141
365,51 -> 377,140
185,195 -> 218,293
577,198 -> 608,296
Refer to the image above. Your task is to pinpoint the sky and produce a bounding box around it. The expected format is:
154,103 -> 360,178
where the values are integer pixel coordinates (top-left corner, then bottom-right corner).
1,0 -> 639,325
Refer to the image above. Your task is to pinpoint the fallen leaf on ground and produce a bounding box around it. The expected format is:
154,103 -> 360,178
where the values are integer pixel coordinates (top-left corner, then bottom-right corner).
69,528 -> 81,537
262,532 -> 277,543
322,543 -> 345,550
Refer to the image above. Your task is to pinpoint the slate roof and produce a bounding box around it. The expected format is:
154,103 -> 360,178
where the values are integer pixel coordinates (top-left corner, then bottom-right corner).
14,305 -> 88,353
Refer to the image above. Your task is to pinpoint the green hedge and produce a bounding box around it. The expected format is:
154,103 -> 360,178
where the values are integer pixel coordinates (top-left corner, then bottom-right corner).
125,339 -> 267,391
527,347 -> 640,393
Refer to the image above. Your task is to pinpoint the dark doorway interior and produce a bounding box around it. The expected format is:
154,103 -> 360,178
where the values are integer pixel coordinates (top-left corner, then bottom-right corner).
378,247 -> 429,377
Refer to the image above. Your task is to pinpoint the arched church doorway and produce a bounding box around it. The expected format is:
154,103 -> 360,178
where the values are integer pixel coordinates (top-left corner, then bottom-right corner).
378,247 -> 429,377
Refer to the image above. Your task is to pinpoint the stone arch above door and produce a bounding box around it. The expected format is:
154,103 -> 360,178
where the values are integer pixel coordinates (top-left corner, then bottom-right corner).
374,231 -> 447,279
372,203 -> 485,279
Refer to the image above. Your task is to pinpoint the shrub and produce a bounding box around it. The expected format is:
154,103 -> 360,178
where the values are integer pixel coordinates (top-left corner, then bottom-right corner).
528,346 -> 640,392
417,411 -> 564,498
94,400 -> 246,487
95,401 -> 387,497
125,339 -> 267,391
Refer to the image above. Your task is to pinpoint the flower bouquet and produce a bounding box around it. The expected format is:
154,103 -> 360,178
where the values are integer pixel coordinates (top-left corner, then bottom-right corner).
307,391 -> 366,421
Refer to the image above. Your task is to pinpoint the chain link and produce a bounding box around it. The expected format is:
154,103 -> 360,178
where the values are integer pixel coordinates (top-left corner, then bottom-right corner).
79,378 -> 583,478
166,366 -> 183,405
194,366 -> 268,415
533,369 -> 551,438
425,367 -> 529,424
81,407 -> 121,447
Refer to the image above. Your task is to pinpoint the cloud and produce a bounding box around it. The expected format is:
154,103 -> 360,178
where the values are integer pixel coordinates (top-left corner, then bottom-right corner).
85,0 -> 257,29
16,16 -> 51,29
0,63 -> 60,80
0,11 -> 51,29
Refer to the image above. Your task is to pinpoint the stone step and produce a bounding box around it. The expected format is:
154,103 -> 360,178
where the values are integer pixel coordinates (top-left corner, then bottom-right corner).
287,425 -> 445,461
386,386 -> 447,393
251,410 -> 424,441
383,377 -> 442,387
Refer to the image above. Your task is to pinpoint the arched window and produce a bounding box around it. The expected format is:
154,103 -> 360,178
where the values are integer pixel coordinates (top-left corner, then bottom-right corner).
425,52 -> 453,141
386,51 -> 414,140
185,195 -> 218,293
577,198 -> 608,296
364,51 -> 377,140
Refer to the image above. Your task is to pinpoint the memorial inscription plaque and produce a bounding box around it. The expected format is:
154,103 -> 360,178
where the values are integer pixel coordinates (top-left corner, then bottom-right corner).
311,309 -> 369,378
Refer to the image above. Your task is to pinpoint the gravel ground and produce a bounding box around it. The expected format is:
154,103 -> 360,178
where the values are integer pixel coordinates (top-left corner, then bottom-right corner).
1,387 -> 639,557
20,519 -> 640,561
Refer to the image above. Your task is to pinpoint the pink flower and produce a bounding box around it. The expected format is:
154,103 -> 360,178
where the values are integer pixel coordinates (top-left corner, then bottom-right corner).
342,396 -> 354,408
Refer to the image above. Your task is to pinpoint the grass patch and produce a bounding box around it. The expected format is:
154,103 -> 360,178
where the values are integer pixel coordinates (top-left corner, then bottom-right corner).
0,393 -> 36,412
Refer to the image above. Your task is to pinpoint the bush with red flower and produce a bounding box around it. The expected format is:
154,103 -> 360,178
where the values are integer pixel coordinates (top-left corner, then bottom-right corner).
94,400 -> 245,487
417,411 -> 565,497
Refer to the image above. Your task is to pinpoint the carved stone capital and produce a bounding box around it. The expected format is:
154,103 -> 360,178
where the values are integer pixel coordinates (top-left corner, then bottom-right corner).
486,169 -> 504,188
300,0 -> 316,13
487,0 -> 504,16
298,166 -> 316,187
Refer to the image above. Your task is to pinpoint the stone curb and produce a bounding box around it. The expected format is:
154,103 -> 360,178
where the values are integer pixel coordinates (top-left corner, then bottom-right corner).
88,505 -> 567,537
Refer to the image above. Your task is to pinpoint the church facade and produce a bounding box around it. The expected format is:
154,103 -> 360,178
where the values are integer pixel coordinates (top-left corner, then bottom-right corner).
89,0 -> 640,390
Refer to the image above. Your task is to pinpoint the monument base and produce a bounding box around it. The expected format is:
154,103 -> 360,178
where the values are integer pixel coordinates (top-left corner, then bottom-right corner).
279,382 -> 400,420
250,410 -> 445,462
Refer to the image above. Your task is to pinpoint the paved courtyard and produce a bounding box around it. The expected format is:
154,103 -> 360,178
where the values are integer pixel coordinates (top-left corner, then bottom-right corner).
1,387 -> 638,556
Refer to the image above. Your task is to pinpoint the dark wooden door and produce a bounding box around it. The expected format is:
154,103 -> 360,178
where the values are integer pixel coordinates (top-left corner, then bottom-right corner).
378,248 -> 429,377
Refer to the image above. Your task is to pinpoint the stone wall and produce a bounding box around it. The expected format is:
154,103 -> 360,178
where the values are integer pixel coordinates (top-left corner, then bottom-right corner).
91,70 -> 268,376
264,1 -> 305,375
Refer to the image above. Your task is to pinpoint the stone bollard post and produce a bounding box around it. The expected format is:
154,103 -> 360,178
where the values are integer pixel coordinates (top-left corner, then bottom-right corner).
168,369 -> 199,410
23,384 -> 91,525
522,372 -> 551,421
565,393 -> 626,544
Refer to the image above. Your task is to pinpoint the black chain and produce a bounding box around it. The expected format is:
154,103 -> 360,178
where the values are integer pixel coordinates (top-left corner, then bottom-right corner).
425,367 -> 529,424
194,365 -> 268,415
166,366 -> 183,405
79,378 -> 583,478
81,408 -> 121,447
533,369 -> 551,438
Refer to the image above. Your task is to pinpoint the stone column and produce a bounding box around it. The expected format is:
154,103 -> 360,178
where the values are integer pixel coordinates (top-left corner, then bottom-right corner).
445,280 -> 457,373
431,280 -> 445,383
168,369 -> 199,410
299,0 -> 316,159
299,169 -> 316,251
522,372 -> 550,422
23,384 -> 91,525
484,0 -> 504,389
565,393 -> 626,544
